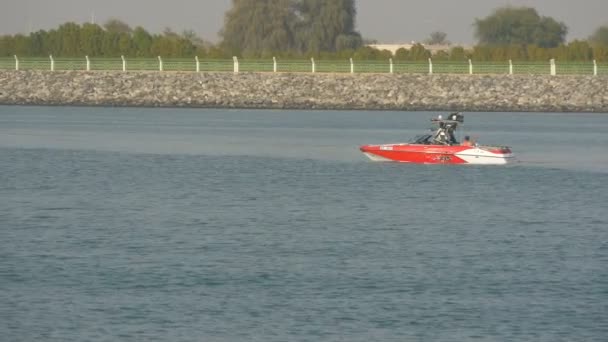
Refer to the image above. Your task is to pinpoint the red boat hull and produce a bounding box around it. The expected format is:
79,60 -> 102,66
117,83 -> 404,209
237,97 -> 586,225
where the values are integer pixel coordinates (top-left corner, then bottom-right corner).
360,144 -> 513,165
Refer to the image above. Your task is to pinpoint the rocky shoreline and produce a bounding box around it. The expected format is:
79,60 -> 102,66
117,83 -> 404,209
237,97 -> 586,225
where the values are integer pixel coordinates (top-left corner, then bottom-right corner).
0,70 -> 606,112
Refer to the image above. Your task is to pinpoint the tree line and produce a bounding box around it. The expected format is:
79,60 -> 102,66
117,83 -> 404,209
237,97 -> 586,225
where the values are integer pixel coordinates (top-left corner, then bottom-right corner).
1,3 -> 607,62
0,20 -> 217,58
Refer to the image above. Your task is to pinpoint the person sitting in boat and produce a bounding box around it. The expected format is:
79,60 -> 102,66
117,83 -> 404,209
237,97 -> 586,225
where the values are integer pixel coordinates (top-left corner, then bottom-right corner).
432,130 -> 447,145
461,136 -> 474,146
448,130 -> 458,145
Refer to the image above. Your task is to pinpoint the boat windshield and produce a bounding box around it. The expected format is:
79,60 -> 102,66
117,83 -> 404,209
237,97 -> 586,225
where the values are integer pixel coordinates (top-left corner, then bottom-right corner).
410,134 -> 433,144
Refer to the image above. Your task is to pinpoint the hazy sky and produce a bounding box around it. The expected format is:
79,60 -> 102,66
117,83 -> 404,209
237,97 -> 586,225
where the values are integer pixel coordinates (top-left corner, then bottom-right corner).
1,0 -> 606,44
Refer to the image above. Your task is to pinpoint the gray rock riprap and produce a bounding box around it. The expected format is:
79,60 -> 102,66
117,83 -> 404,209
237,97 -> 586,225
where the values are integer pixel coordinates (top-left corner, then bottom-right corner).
0,70 -> 606,112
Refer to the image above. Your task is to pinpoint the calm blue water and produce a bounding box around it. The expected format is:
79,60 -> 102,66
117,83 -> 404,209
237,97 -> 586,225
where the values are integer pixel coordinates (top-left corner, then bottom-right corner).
1,106 -> 607,341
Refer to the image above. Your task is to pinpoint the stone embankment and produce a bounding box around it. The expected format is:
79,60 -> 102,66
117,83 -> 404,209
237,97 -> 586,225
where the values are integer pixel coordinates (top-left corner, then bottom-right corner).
0,70 -> 606,112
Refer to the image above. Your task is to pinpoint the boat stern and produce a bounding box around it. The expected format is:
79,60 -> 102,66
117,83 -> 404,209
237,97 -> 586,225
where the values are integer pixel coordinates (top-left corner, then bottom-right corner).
455,146 -> 515,165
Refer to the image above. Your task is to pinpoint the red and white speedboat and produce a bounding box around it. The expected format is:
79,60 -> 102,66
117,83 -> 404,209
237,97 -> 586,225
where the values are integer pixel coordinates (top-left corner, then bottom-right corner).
360,113 -> 514,165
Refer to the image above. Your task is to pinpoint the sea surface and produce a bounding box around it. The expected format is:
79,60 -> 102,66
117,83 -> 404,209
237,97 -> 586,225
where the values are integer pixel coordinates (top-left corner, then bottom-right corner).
1,106 -> 607,341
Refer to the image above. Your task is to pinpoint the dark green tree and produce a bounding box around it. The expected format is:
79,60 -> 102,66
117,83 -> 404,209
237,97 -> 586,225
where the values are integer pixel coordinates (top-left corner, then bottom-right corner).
593,45 -> 608,62
162,27 -> 180,40
220,0 -> 295,56
5,34 -> 29,56
394,47 -> 409,61
132,26 -> 153,57
148,29 -> 196,57
57,22 -> 81,56
100,31 -> 120,56
182,30 -> 210,49
294,0 -> 361,53
433,50 -> 449,61
80,23 -> 105,56
490,46 -> 508,61
117,33 -> 133,55
506,44 -> 526,60
335,34 -> 362,51
409,43 -> 430,60
43,29 -> 61,56
103,18 -> 133,35
589,26 -> 608,46
220,0 -> 361,55
472,45 -> 491,61
526,44 -> 550,61
565,40 -> 593,61
352,46 -> 379,60
449,46 -> 466,60
425,31 -> 449,45
28,30 -> 47,56
474,6 -> 567,48
0,36 -> 13,57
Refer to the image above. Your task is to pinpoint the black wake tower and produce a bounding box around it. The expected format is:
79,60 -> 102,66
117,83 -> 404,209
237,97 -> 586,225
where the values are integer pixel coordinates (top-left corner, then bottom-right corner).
429,112 -> 464,145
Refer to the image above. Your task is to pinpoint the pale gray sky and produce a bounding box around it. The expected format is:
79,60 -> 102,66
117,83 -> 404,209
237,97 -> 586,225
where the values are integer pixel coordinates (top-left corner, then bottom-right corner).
1,0 -> 606,44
